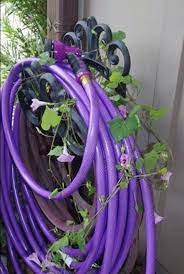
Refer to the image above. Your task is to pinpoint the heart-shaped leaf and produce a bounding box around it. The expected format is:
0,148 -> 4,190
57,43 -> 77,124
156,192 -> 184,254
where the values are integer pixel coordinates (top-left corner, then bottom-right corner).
41,106 -> 61,131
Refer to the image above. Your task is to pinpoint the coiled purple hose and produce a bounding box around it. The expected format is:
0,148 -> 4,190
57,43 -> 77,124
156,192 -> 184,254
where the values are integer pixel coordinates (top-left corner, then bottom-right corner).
0,57 -> 155,274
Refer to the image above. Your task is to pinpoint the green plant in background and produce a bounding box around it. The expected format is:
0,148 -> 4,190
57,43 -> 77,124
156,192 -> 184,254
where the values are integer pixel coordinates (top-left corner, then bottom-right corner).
0,0 -> 47,83
0,0 -> 46,30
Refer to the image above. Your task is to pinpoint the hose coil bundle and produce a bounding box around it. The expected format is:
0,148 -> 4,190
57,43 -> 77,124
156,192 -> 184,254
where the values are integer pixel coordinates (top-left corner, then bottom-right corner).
0,50 -> 155,274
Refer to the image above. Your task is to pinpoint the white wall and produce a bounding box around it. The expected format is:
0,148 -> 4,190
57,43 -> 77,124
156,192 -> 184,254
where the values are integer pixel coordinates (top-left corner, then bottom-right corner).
156,45 -> 184,274
85,1 -> 184,273
85,0 -> 165,105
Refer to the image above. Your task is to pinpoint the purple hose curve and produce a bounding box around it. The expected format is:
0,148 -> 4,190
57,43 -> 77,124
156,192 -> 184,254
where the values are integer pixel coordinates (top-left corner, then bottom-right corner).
0,58 -> 155,274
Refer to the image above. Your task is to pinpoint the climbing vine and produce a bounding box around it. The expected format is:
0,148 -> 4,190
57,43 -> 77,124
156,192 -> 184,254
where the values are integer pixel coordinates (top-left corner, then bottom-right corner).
22,31 -> 173,271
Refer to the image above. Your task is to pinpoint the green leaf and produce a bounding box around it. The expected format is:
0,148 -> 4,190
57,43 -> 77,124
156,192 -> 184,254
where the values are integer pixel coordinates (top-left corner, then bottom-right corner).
49,235 -> 69,252
119,180 -> 129,189
69,230 -> 86,252
153,142 -> 166,154
116,164 -> 123,171
109,115 -> 139,142
109,117 -> 125,142
107,81 -> 119,89
109,70 -> 122,83
136,157 -> 144,170
107,70 -> 129,89
76,230 -> 86,252
86,181 -> 96,197
129,105 -> 142,117
109,94 -> 124,106
41,106 -> 61,131
59,104 -> 70,113
39,51 -> 55,65
159,167 -> 168,175
83,218 -> 90,229
121,75 -> 132,85
112,31 -> 126,41
51,252 -> 62,265
49,188 -> 59,199
125,115 -> 139,135
79,209 -> 88,219
67,99 -> 76,106
149,107 -> 168,121
109,94 -> 122,102
144,150 -> 159,173
48,146 -> 63,157
134,114 -> 141,129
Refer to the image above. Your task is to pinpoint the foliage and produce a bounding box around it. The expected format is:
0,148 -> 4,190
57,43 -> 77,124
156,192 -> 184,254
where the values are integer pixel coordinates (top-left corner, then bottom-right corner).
39,52 -> 56,66
109,115 -> 140,141
1,0 -> 46,83
0,0 -> 47,32
112,30 -> 126,41
49,188 -> 60,199
41,106 -> 61,131
86,180 -> 96,197
48,209 -> 90,268
48,146 -> 63,157
119,180 -> 129,189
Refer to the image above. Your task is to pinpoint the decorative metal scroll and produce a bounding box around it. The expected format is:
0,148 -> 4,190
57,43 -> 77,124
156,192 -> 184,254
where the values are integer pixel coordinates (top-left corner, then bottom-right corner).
63,16 -> 131,78
18,16 -> 131,128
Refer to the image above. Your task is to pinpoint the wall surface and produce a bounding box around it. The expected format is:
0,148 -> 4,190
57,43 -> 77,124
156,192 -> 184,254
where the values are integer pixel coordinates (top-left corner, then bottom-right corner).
85,1 -> 184,273
85,0 -> 165,105
156,43 -> 184,274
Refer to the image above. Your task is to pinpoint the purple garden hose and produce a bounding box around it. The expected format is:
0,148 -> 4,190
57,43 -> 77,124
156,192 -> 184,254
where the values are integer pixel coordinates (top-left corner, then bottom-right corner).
0,47 -> 155,274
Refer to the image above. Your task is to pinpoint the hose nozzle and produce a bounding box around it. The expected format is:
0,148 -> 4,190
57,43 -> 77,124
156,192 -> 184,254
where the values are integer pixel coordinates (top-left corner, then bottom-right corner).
44,39 -> 81,63
67,53 -> 91,83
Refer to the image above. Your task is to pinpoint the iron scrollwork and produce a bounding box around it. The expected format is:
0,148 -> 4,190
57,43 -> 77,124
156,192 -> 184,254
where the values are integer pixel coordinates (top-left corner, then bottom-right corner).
63,16 -> 131,81
18,17 -> 131,128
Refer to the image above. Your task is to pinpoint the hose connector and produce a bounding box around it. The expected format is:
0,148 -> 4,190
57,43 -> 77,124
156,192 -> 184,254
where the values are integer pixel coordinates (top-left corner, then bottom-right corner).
66,53 -> 91,84
44,39 -> 81,63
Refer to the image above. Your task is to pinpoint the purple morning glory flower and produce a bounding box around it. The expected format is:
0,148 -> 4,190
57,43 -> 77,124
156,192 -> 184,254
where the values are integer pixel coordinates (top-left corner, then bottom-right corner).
154,211 -> 164,224
161,171 -> 172,184
57,145 -> 75,163
30,98 -> 48,112
27,252 -> 41,266
41,258 -> 57,270
120,153 -> 130,168
118,105 -> 128,118
27,252 -> 57,271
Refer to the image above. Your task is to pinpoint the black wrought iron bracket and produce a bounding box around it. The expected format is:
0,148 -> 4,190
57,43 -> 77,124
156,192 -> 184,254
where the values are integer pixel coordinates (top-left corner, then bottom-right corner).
62,16 -> 131,79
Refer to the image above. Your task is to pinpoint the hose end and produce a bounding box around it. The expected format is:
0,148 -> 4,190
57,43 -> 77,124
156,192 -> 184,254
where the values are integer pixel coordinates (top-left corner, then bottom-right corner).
67,53 -> 91,83
44,39 -> 81,63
